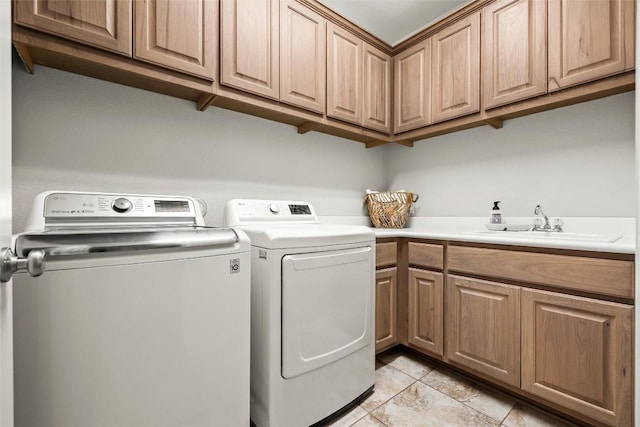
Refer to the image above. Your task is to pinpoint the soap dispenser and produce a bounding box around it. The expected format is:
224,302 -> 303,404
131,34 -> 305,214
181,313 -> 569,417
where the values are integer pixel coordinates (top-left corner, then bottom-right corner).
490,201 -> 502,224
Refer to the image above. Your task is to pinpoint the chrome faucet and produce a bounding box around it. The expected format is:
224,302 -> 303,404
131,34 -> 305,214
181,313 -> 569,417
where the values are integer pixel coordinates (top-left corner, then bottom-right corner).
533,205 -> 563,232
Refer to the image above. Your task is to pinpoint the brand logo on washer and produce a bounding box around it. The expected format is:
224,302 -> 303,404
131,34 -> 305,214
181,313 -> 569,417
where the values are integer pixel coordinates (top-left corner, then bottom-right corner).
230,259 -> 240,274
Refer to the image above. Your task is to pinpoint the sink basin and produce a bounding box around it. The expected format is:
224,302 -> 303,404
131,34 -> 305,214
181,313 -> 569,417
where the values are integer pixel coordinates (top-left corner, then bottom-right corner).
469,230 -> 623,243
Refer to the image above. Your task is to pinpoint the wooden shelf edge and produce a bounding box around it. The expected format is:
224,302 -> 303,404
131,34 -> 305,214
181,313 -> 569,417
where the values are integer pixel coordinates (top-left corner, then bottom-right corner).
393,114 -> 486,145
13,42 -> 34,74
212,84 -> 391,146
485,72 -> 636,121
12,26 -> 214,102
392,71 -> 635,145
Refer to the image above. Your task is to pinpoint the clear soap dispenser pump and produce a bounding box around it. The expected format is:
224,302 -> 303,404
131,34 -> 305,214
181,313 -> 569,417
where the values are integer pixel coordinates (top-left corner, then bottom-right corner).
490,201 -> 502,224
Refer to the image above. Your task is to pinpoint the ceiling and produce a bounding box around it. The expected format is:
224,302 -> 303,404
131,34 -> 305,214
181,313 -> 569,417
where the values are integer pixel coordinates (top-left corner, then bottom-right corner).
319,0 -> 470,46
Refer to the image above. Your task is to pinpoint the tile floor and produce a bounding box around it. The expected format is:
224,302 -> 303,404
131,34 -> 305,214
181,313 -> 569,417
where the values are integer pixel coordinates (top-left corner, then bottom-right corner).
324,348 -> 579,427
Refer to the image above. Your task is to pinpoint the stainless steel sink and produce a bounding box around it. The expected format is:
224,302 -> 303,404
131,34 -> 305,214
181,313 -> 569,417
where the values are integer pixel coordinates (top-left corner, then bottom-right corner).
469,230 -> 623,243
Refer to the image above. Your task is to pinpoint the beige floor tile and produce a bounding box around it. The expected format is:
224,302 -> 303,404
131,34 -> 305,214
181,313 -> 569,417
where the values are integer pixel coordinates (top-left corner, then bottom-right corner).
420,368 -> 516,422
324,405 -> 368,427
371,382 -> 500,427
360,365 -> 416,412
502,402 -> 577,427
378,351 -> 437,379
351,414 -> 387,427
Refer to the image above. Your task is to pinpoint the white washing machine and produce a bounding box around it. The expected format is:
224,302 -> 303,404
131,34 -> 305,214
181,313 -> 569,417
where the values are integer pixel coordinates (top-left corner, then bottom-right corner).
223,199 -> 375,427
5,191 -> 251,427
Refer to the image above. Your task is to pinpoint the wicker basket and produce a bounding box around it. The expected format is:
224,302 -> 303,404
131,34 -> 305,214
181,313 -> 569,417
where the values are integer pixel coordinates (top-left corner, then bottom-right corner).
364,191 -> 419,228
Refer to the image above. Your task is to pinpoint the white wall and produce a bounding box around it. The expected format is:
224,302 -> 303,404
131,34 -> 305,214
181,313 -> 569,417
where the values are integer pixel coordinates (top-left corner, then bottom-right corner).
386,91 -> 636,218
12,58 -> 636,228
11,61 -> 390,230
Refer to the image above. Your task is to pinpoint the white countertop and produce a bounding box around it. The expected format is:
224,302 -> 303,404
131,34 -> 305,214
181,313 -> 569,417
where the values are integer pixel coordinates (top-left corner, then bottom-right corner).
319,216 -> 636,254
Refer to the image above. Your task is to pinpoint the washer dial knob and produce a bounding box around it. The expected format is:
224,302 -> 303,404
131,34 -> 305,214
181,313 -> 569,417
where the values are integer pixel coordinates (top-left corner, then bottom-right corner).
112,198 -> 133,213
268,203 -> 280,214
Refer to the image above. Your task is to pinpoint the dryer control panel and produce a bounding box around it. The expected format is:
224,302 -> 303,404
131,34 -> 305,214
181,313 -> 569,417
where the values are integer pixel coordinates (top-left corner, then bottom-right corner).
223,199 -> 318,226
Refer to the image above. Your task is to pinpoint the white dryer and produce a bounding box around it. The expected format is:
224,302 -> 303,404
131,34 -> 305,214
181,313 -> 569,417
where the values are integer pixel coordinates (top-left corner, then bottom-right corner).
223,199 -> 375,427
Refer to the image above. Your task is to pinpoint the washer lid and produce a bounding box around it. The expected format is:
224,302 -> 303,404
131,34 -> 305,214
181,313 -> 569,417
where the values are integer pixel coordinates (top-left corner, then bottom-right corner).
236,224 -> 374,249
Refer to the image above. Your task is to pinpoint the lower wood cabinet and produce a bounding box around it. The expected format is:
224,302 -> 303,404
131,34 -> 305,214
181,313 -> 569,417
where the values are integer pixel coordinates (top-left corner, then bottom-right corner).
521,288 -> 633,426
375,267 -> 397,352
445,275 -> 521,387
376,238 -> 633,426
407,268 -> 443,356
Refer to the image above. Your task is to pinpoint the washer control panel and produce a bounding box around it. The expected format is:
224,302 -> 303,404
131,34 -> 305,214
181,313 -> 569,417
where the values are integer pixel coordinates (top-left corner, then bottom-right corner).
43,193 -> 196,218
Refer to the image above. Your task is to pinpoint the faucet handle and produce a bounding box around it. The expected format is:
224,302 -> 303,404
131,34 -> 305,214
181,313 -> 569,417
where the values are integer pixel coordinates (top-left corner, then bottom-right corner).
533,218 -> 544,229
553,218 -> 564,231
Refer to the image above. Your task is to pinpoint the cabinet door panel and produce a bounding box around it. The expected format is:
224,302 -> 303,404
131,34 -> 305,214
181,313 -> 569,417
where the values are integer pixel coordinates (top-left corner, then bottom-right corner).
432,13 -> 480,123
446,275 -> 520,387
548,0 -> 633,91
280,0 -> 326,113
135,0 -> 215,79
15,0 -> 132,55
363,43 -> 391,132
483,0 -> 546,108
408,269 -> 443,356
327,23 -> 362,125
393,38 -> 431,133
220,0 -> 279,98
522,289 -> 632,426
375,267 -> 397,353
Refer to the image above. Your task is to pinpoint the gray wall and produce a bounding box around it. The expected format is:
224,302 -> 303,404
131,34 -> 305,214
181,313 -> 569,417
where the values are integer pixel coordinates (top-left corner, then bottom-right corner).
12,60 -> 636,230
387,91 -> 636,218
11,61 -> 389,230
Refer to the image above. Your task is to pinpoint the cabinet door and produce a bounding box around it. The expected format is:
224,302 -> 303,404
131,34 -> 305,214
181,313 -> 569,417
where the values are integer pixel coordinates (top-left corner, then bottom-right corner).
135,0 -> 216,80
446,275 -> 520,387
522,289 -> 632,426
363,42 -> 391,132
327,23 -> 362,125
393,38 -> 431,133
280,0 -> 326,113
375,267 -> 397,353
483,0 -> 546,109
431,13 -> 480,123
14,0 -> 132,55
548,0 -> 634,91
407,268 -> 443,357
220,0 -> 279,99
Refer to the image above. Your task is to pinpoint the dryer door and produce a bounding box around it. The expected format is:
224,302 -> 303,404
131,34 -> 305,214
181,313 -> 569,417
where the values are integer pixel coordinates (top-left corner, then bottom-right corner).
281,246 -> 374,379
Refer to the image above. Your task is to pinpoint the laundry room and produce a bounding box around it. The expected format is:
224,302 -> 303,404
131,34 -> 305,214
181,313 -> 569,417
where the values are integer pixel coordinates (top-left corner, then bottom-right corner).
3,0 -> 639,426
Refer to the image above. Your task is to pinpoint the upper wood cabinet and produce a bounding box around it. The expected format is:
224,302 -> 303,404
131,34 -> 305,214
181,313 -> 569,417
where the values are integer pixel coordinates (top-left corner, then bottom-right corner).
15,0 -> 132,55
280,0 -> 326,113
431,13 -> 480,123
548,0 -> 635,91
482,0 -> 547,109
446,274 -> 521,388
394,38 -> 431,133
522,288 -> 632,426
220,0 -> 279,99
326,24 -> 391,132
327,22 -> 362,125
135,0 -> 216,80
363,43 -> 391,133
